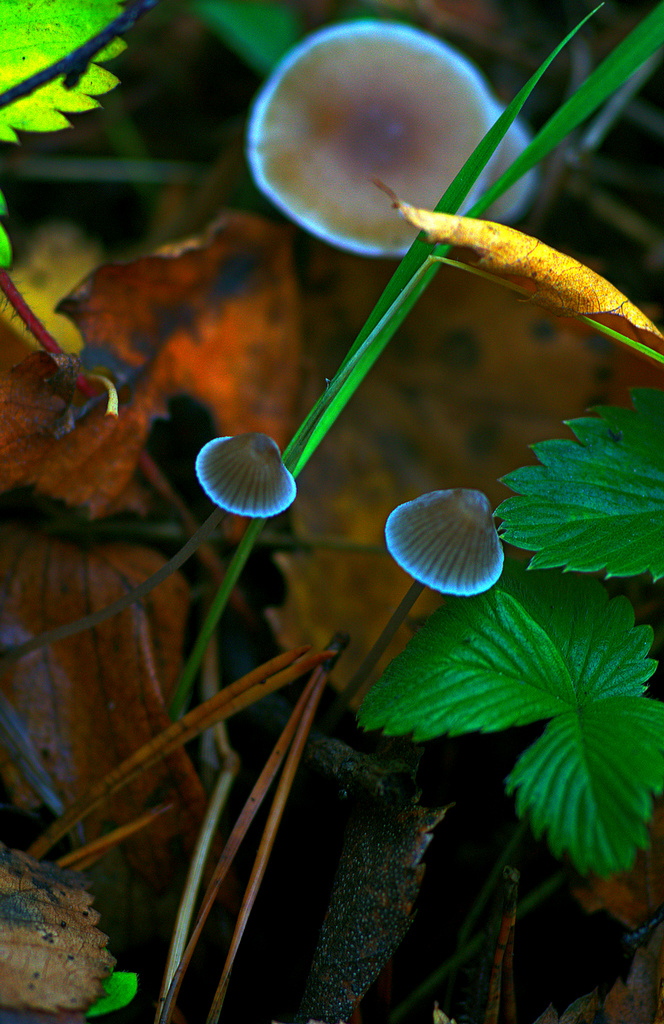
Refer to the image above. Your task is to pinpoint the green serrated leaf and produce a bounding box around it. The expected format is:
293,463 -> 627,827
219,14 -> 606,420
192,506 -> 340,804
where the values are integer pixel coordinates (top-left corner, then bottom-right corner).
358,561 -> 655,741
495,556 -> 655,701
359,561 -> 660,874
86,971 -> 138,1017
0,0 -> 125,142
498,388 -> 664,579
507,698 -> 664,875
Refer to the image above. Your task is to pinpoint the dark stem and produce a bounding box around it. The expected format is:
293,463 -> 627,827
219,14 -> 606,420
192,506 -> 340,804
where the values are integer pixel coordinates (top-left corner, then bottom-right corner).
0,507 -> 226,675
0,0 -> 160,111
0,269 -> 97,398
322,579 -> 426,730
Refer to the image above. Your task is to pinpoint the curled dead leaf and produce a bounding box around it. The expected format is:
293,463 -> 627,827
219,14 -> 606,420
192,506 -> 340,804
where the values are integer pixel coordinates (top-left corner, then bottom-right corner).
389,195 -> 664,359
0,212 -> 301,517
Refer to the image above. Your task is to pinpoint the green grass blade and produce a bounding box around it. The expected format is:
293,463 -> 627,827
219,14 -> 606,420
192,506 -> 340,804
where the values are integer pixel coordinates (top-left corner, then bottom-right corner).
476,0 -> 664,215
280,7 -> 601,477
176,4 -> 664,710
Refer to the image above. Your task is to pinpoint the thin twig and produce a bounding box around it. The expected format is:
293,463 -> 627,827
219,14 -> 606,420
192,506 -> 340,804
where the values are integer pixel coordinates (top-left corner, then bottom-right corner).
483,867 -> 520,1024
159,636 -> 240,1002
158,636 -> 347,1024
0,269 -> 97,397
56,803 -> 172,870
27,645 -> 323,860
156,677 -> 316,1024
0,508 -> 226,674
206,642 -> 342,1024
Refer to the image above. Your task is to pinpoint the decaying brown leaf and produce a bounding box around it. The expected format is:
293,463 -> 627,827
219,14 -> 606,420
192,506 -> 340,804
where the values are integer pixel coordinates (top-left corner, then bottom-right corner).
0,351 -> 79,491
298,741 -> 446,1023
531,991 -> 599,1024
0,212 -> 301,517
0,524 -> 206,890
390,196 -> 664,357
0,841 -> 114,1013
602,923 -> 662,1024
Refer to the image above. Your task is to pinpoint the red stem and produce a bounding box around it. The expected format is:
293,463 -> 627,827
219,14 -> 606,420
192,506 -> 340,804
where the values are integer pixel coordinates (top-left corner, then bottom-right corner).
0,268 -> 97,398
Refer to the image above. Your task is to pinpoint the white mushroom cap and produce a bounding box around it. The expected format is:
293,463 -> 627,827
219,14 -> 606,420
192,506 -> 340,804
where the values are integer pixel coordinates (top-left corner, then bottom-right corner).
385,489 -> 504,595
195,433 -> 296,517
246,21 -> 534,256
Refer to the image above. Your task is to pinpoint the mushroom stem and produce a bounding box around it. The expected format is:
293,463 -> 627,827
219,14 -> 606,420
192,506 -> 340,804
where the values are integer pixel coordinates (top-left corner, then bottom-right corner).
323,578 -> 426,730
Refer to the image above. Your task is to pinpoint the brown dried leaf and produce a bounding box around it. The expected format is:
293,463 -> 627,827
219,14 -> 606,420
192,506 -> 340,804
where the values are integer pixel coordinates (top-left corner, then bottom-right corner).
0,352 -> 79,491
391,198 -> 664,357
0,525 -> 206,890
298,742 -> 447,1023
602,924 -> 662,1024
0,212 -> 301,517
559,991 -> 601,1023
0,842 -> 114,1013
531,991 -> 599,1024
532,1008 -> 559,1024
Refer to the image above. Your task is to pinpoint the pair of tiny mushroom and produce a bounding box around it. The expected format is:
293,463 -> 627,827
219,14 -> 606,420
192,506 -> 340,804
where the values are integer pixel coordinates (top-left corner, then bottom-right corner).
196,433 -> 503,595
246,21 -> 535,256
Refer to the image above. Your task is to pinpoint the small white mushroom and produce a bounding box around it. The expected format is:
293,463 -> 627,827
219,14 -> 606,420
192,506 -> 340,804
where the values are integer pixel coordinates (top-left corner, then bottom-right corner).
246,21 -> 535,256
327,487 -> 504,723
385,488 -> 504,595
195,433 -> 296,517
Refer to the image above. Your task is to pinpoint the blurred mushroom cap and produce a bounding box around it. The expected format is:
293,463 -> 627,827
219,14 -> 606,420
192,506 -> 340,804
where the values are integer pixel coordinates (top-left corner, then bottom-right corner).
246,21 -> 535,256
196,433 -> 296,517
385,489 -> 504,595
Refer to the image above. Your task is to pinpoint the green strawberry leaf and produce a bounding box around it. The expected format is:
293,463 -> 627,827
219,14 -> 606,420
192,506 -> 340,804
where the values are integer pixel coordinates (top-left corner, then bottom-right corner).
0,0 -> 125,143
358,561 -> 655,740
358,561 -> 660,874
86,972 -> 138,1017
507,698 -> 664,875
498,389 -> 664,578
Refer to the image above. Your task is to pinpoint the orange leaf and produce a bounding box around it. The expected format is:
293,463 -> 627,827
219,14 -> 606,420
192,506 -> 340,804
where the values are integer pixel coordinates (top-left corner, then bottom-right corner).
391,196 -> 664,358
0,212 -> 301,517
0,841 -> 114,1013
0,525 -> 206,891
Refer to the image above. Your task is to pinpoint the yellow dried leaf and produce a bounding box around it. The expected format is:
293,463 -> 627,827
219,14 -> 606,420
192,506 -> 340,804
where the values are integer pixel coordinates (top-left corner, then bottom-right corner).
391,195 -> 664,359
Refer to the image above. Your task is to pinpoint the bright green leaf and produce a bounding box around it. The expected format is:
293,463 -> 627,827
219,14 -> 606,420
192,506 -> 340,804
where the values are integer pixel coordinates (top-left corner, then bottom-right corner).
498,389 -> 664,579
0,0 -> 125,142
497,554 -> 655,701
194,0 -> 300,75
507,699 -> 664,875
358,561 -> 655,741
86,971 -> 138,1017
359,587 -> 572,740
358,561 -> 659,874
